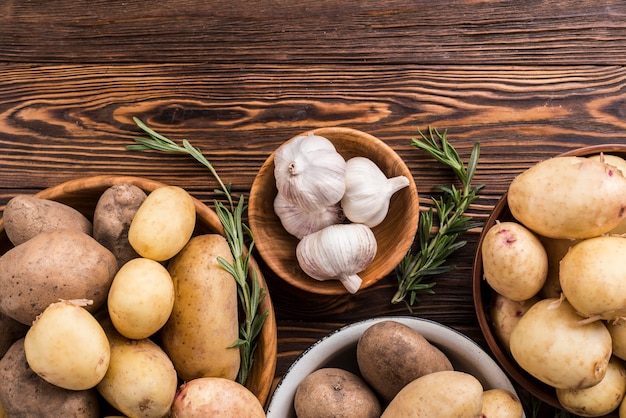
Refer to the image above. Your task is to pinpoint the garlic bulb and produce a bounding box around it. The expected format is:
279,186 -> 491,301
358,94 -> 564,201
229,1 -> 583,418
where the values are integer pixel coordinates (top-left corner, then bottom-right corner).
296,223 -> 377,294
274,192 -> 344,239
274,133 -> 346,212
341,157 -> 410,228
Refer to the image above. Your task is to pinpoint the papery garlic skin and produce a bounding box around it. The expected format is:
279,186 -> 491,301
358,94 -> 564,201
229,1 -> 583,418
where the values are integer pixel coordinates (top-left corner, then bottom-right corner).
274,133 -> 346,212
273,192 -> 344,239
295,223 -> 377,294
341,157 -> 410,228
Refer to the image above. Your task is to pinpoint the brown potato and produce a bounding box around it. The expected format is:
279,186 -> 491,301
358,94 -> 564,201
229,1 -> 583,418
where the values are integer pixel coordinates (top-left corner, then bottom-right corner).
160,234 -> 240,382
0,311 -> 29,358
0,229 -> 118,325
0,339 -> 100,418
356,320 -> 453,403
93,184 -> 147,268
3,195 -> 92,246
538,235 -> 579,299
294,368 -> 381,418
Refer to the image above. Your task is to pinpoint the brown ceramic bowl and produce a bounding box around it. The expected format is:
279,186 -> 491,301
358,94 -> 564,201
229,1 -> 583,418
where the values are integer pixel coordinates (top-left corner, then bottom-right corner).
473,144 -> 626,416
248,127 -> 419,295
0,175 -> 277,407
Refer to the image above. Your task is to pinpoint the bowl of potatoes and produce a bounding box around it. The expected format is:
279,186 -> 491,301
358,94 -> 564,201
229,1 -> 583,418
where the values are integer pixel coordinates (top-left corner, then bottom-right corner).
474,144 -> 626,417
266,316 -> 523,418
0,175 -> 277,417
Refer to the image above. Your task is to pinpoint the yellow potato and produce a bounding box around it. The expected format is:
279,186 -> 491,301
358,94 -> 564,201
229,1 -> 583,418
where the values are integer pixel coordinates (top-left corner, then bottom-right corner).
508,156 -> 626,239
489,293 -> 539,353
538,235 -> 579,298
481,388 -> 524,418
160,234 -> 240,381
510,298 -> 612,390
128,186 -> 196,261
24,300 -> 110,390
381,370 -> 483,418
481,221 -> 548,301
557,356 -> 626,417
171,377 -> 265,417
607,320 -> 626,361
97,322 -> 177,418
560,236 -> 626,321
107,257 -> 175,340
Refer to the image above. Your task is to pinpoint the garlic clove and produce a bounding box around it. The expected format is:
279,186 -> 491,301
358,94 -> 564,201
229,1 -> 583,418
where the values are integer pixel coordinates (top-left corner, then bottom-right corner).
273,192 -> 344,239
295,223 -> 377,294
341,156 -> 410,228
274,133 -> 346,212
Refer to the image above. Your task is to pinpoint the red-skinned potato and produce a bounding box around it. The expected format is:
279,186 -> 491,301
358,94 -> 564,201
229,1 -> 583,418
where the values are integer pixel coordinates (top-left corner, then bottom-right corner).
171,377 -> 265,417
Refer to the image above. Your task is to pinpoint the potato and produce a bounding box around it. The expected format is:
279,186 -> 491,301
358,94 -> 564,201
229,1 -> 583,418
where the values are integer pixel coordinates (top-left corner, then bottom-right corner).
107,257 -> 174,339
171,377 -> 265,418
489,293 -> 539,353
2,195 -> 92,246
294,368 -> 381,418
538,235 -> 578,298
589,154 -> 626,235
356,320 -> 453,403
128,186 -> 196,261
93,184 -> 147,268
0,229 -> 118,325
0,339 -> 100,417
607,320 -> 626,361
381,370 -> 483,418
0,311 -> 29,358
160,234 -> 240,381
508,156 -> 626,239
560,236 -> 626,321
509,298 -> 612,389
24,300 -> 110,390
97,320 -> 177,418
557,356 -> 626,417
481,388 -> 523,418
481,221 -> 548,301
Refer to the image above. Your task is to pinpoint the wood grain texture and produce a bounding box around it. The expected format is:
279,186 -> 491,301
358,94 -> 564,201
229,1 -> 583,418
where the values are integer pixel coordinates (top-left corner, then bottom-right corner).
1,1 -> 626,65
3,1 -> 626,415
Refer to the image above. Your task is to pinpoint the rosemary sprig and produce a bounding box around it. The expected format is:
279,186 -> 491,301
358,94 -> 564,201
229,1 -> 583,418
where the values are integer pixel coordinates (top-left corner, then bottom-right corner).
127,117 -> 268,385
392,126 -> 484,309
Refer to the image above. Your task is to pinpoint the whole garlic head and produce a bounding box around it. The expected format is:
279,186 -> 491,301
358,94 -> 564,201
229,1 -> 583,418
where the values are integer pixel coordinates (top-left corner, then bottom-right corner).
341,157 -> 410,228
274,133 -> 346,212
273,192 -> 344,239
295,223 -> 377,294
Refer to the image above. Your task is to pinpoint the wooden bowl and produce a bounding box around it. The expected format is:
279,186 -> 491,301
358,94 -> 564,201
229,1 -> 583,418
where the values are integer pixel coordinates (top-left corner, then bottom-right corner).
248,127 -> 419,295
0,175 -> 277,407
473,144 -> 626,417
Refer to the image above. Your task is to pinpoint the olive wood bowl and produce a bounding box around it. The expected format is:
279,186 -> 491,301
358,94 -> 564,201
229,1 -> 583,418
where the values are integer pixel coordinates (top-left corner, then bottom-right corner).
473,144 -> 626,417
248,127 -> 419,295
0,175 -> 278,407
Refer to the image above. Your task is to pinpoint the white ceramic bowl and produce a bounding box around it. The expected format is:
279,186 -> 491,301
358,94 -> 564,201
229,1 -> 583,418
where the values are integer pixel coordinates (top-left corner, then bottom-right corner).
266,316 -> 523,418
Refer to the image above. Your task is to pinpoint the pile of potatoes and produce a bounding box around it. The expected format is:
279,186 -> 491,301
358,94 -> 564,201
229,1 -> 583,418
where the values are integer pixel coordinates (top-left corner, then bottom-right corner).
482,153 -> 626,417
293,320 -> 523,418
0,184 -> 265,418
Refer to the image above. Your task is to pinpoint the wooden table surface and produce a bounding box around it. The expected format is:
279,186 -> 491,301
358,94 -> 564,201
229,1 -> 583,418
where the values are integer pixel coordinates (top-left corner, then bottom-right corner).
2,1 -> 626,416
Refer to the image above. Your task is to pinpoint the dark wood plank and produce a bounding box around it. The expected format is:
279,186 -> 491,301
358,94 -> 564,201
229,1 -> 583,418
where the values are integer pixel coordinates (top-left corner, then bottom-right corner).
1,1 -> 626,65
